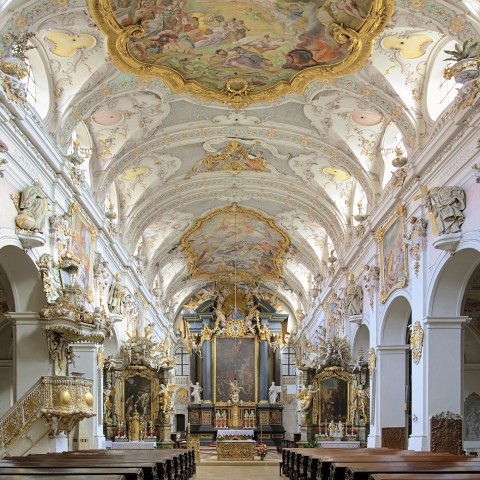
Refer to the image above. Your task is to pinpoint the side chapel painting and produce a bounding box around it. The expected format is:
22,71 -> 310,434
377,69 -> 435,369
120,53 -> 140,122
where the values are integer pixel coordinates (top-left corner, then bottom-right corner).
88,0 -> 394,104
377,206 -> 407,303
70,203 -> 96,299
319,377 -> 348,423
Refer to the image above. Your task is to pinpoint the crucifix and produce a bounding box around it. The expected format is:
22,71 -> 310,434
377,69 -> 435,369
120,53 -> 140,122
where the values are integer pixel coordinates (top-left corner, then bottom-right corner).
413,184 -> 438,237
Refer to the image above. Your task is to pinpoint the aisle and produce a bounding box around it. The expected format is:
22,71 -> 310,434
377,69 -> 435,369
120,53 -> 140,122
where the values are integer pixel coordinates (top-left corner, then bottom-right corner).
194,464 -> 282,480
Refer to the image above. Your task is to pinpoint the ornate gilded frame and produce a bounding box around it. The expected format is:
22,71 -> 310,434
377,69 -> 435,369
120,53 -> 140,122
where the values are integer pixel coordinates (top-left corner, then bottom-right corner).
180,204 -> 290,283
315,366 -> 354,424
114,365 -> 160,423
70,202 -> 96,302
213,335 -> 258,404
376,205 -> 408,303
87,0 -> 394,107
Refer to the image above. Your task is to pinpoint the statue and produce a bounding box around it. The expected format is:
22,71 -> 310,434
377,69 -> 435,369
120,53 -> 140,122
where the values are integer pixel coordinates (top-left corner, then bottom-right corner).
108,273 -> 125,315
190,381 -> 203,404
269,381 -> 280,404
430,186 -> 466,235
103,382 -> 113,424
17,181 -> 49,233
229,379 -> 242,404
159,383 -> 177,413
344,273 -> 363,316
128,409 -> 141,441
297,384 -> 319,412
37,253 -> 63,304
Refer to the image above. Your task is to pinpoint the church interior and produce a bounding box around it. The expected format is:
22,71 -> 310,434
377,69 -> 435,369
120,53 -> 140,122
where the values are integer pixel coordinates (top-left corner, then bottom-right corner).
0,0 -> 480,477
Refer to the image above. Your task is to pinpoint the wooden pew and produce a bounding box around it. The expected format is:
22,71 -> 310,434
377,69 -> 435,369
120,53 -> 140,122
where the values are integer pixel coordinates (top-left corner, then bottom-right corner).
369,475 -> 480,480
0,476 -> 125,480
342,462 -> 480,480
0,468 -> 142,480
0,458 -> 157,480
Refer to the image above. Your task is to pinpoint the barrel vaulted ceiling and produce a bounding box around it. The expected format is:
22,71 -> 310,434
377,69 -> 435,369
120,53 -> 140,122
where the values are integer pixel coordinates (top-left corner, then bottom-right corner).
0,0 -> 478,324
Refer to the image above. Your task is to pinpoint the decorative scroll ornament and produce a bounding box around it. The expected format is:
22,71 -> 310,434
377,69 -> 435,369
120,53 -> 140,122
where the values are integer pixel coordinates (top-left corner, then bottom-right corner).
0,140 -> 8,178
368,347 -> 376,375
404,216 -> 427,278
363,264 -> 379,309
87,0 -> 394,107
410,321 -> 424,365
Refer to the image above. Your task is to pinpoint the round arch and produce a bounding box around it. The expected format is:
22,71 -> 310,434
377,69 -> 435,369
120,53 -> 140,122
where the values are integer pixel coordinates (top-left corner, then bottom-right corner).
0,245 -> 46,312
352,324 -> 370,360
428,247 -> 480,318
380,294 -> 412,346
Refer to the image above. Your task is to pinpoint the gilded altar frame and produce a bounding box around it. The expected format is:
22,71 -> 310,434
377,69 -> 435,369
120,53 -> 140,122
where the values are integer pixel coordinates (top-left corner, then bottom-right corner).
315,367 -> 354,424
70,202 -> 96,302
376,205 -> 408,303
114,366 -> 160,423
213,328 -> 258,404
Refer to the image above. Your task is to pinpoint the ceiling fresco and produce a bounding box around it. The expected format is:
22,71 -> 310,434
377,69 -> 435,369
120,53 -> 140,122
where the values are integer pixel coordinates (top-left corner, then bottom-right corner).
0,0 -> 478,324
180,204 -> 290,282
88,0 -> 394,104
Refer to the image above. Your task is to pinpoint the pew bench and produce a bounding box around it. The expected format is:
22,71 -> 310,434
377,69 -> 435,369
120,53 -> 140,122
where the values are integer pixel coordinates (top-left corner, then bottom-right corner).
0,468 -> 142,480
0,476 -> 125,480
369,475 -> 480,480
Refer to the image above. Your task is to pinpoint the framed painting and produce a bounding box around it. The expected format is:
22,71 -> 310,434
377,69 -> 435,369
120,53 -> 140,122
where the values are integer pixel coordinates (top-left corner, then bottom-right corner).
214,337 -> 257,403
115,366 -> 160,423
319,377 -> 349,423
70,203 -> 96,301
377,205 -> 408,303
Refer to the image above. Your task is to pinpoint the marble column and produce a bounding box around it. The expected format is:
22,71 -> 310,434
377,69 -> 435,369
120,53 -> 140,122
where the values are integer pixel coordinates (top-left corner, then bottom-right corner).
259,339 -> 269,402
9,313 -> 50,399
424,316 -> 467,447
69,343 -> 105,449
201,340 -> 212,402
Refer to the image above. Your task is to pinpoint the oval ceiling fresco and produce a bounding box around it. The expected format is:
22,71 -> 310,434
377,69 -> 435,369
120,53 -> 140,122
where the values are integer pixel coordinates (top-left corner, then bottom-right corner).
180,204 -> 290,282
88,0 -> 395,106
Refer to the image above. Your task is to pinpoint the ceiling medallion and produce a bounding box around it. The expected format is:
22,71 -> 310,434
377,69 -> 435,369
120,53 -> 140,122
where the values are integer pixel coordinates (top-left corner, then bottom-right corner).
180,203 -> 290,282
88,0 -> 395,107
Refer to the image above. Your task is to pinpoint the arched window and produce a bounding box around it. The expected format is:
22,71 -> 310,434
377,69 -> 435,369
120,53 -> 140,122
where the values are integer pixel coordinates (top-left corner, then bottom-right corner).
175,347 -> 190,376
282,346 -> 296,376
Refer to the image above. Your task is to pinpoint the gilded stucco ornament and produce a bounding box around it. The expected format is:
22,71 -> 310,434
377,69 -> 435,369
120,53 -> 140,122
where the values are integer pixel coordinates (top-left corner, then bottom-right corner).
368,347 -> 376,375
87,0 -> 394,107
410,320 -> 424,365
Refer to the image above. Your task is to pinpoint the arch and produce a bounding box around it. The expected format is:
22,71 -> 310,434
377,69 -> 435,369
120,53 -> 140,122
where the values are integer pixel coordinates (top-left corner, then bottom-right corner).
0,245 -> 46,312
380,294 -> 412,346
352,324 -> 370,360
428,247 -> 480,317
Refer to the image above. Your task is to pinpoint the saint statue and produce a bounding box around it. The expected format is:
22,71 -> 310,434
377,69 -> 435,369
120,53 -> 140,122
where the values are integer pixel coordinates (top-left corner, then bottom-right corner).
190,381 -> 203,404
37,253 -> 63,304
344,272 -> 363,316
430,186 -> 466,235
128,409 -> 141,441
18,180 -> 49,233
269,381 -> 280,404
108,272 -> 125,314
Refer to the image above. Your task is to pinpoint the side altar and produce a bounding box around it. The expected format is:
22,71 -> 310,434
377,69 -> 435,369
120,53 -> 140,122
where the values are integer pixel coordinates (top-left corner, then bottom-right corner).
183,283 -> 288,445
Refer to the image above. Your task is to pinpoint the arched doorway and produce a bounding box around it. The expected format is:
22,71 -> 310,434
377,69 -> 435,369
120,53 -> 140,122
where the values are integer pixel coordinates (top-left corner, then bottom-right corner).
378,295 -> 411,449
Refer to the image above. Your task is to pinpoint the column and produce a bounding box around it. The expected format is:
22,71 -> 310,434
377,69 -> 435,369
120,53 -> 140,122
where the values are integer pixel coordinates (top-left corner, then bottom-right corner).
274,347 -> 281,386
69,343 -> 105,449
376,345 -> 409,446
190,351 -> 197,384
259,338 -> 269,402
424,316 -> 467,447
9,313 -> 50,399
201,339 -> 212,402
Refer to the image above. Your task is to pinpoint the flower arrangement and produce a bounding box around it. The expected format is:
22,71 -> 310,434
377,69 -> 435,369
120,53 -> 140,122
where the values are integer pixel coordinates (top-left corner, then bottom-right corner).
114,430 -> 127,440
255,443 -> 268,460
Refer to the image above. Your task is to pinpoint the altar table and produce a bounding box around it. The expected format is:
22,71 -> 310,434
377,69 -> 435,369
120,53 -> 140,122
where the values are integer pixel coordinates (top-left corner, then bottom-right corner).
318,440 -> 360,448
217,429 -> 254,440
111,441 -> 157,449
217,440 -> 255,461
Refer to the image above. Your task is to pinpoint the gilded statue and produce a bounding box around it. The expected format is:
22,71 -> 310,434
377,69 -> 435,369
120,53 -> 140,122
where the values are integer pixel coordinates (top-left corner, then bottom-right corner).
128,409 -> 141,441
296,384 -> 319,412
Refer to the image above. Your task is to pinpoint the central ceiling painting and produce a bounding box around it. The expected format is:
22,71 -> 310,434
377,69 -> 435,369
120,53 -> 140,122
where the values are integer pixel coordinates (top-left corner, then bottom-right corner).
89,0 -> 394,105
180,204 -> 290,282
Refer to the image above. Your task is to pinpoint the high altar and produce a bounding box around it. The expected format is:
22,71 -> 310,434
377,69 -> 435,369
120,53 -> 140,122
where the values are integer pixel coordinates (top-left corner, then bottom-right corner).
183,286 -> 288,446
